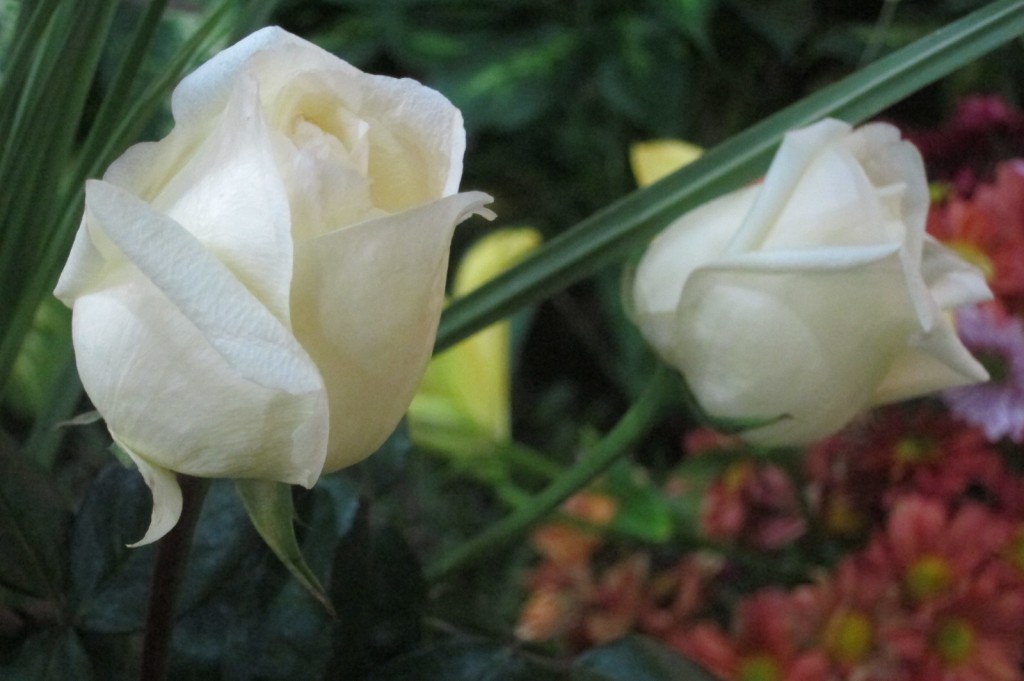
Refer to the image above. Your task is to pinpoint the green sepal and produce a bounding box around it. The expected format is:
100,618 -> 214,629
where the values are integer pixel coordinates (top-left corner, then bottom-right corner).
234,479 -> 335,616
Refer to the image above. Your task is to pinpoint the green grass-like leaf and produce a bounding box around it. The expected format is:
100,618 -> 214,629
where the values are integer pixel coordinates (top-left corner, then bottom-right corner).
435,0 -> 1024,352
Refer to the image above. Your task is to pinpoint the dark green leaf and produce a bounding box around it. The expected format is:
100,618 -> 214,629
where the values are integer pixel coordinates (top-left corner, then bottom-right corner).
722,0 -> 815,56
430,28 -> 577,131
328,503 -> 426,677
0,630 -> 94,681
0,432 -> 67,599
69,464 -> 156,632
596,18 -> 693,133
573,635 -> 720,681
366,637 -> 564,681
171,477 -> 359,681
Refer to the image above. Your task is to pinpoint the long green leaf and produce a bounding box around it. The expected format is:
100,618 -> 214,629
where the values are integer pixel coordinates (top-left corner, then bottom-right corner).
435,0 -> 1024,352
0,0 -> 236,398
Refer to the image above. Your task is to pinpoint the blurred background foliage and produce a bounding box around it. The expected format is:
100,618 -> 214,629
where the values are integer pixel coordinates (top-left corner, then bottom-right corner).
1,1 -> 1022,679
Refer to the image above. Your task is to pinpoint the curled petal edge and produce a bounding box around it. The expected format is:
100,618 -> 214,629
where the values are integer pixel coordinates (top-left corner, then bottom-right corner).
115,438 -> 184,547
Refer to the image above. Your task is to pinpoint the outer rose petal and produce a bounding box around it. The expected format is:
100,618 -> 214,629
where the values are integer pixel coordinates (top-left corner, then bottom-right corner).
65,182 -> 328,492
292,192 -> 495,471
631,186 -> 758,357
674,247 -> 912,445
117,440 -> 183,547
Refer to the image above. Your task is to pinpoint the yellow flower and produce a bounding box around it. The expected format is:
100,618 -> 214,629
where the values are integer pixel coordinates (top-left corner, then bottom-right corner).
629,139 -> 703,188
409,228 -> 540,463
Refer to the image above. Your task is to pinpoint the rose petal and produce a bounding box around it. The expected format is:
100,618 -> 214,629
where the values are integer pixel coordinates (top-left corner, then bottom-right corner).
70,180 -> 328,485
118,440 -> 183,547
725,119 -> 850,255
673,249 -> 913,445
292,191 -> 494,471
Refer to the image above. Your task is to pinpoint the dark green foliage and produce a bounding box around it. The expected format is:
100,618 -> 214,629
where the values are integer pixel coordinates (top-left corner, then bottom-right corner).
367,634 -> 721,681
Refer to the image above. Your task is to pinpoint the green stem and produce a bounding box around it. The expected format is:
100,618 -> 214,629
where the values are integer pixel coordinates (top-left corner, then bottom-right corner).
140,474 -> 210,681
424,367 -> 675,583
496,442 -> 564,481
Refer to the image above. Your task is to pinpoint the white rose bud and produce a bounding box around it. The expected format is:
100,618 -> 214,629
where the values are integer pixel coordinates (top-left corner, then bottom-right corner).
631,119 -> 991,446
54,27 -> 494,544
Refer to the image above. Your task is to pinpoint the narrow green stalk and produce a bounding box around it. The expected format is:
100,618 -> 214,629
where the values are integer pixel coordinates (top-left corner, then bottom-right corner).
496,442 -> 565,481
140,475 -> 210,681
424,367 -> 675,583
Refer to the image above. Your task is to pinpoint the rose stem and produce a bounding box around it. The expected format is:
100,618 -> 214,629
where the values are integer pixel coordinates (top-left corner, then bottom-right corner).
140,474 -> 210,681
424,366 -> 675,583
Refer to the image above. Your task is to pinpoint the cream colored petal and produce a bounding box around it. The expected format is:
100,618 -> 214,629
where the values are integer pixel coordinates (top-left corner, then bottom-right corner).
73,181 -> 328,485
53,217 -> 109,304
292,192 -> 494,472
842,122 -> 930,261
672,248 -> 912,446
631,185 -> 759,358
118,441 -> 183,547
920,236 -> 993,311
873,237 -> 992,403
760,146 -> 895,250
360,73 -> 467,208
170,27 -> 340,128
143,74 -> 294,323
873,323 -> 988,405
84,180 -> 319,395
725,118 -> 850,255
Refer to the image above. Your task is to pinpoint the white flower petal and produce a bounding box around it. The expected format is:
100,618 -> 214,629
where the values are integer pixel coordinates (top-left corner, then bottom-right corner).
673,249 -> 914,445
292,192 -> 494,471
725,119 -> 850,255
119,442 -> 183,548
83,180 -> 319,395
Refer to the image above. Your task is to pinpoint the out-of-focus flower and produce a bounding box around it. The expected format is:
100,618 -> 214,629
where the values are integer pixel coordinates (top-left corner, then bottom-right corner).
629,139 -> 703,188
54,27 -> 493,544
700,462 -> 806,550
943,304 -> 1024,442
679,590 -> 831,681
806,403 -> 1000,536
904,95 -> 1024,194
927,161 -> 1024,304
631,118 -> 992,447
408,227 -> 540,464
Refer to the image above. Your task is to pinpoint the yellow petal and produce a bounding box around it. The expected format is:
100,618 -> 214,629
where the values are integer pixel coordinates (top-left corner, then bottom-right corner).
629,140 -> 703,188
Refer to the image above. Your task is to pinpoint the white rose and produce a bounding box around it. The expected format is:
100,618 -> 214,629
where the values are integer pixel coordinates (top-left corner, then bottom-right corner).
54,27 -> 494,544
631,119 -> 991,446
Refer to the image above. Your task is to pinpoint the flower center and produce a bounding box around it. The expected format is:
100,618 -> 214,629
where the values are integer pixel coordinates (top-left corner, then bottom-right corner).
723,462 -> 753,493
893,437 -> 938,464
824,496 -> 866,537
738,654 -> 780,681
933,617 -> 975,665
826,611 -> 873,664
905,555 -> 953,600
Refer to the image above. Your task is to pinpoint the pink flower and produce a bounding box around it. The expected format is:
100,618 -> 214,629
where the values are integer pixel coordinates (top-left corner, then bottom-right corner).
700,462 -> 806,550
